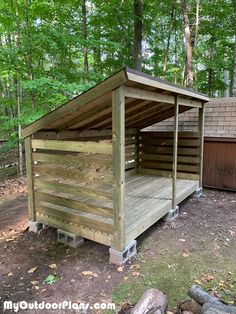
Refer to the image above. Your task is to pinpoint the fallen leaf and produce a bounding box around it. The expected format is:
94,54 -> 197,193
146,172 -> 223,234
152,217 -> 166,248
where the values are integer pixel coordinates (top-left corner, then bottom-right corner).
130,264 -> 140,270
31,281 -> 39,285
107,275 -> 111,279
183,252 -> 189,257
35,286 -> 40,290
92,273 -> 98,278
228,230 -> 235,236
194,279 -> 202,285
81,271 -> 93,276
49,264 -> 57,269
28,267 -> 37,274
132,271 -> 140,277
179,239 -> 186,242
123,276 -> 129,281
8,272 -> 13,276
40,289 -> 46,293
117,266 -> 124,272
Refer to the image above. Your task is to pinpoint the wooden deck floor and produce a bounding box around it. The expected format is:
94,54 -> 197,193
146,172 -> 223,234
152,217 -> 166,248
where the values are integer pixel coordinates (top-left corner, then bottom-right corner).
124,174 -> 199,243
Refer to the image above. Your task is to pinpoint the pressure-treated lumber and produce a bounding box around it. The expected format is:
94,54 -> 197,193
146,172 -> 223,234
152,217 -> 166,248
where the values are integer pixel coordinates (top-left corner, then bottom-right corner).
22,69 -> 127,137
172,96 -> 179,208
124,86 -> 203,108
198,103 -> 205,188
34,178 -> 113,200
112,86 -> 125,251
25,136 -> 35,221
32,139 -> 112,155
35,191 -> 113,218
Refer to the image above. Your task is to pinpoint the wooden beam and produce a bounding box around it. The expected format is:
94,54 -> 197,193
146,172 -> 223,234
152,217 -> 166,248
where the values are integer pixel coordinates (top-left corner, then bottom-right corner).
25,136 -> 35,221
172,96 -> 179,209
112,86 -> 126,251
124,86 -> 203,108
22,69 -> 127,137
32,139 -> 113,155
198,102 -> 205,187
126,69 -> 209,101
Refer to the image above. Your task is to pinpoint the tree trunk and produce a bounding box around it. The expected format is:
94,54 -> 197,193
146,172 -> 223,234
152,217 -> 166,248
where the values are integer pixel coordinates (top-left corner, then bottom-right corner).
163,4 -> 175,73
133,0 -> 143,71
188,285 -> 222,306
232,0 -> 236,96
180,0 -> 193,88
82,0 -> 88,76
24,0 -> 35,109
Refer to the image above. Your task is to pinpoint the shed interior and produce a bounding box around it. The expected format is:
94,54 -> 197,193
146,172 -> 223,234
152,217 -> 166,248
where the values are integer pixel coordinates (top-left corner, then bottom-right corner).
23,68 -> 209,264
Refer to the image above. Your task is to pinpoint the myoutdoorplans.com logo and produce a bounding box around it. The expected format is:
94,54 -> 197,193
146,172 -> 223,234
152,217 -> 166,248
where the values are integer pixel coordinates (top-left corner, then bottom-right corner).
3,300 -> 116,312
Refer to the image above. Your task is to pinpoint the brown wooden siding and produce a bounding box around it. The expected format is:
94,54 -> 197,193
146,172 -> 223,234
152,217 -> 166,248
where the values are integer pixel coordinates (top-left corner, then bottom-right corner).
203,138 -> 236,191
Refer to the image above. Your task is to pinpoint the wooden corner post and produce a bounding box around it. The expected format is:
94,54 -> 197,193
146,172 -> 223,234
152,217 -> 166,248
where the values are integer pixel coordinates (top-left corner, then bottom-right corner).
112,86 -> 125,252
198,102 -> 205,188
172,96 -> 179,209
25,136 -> 36,221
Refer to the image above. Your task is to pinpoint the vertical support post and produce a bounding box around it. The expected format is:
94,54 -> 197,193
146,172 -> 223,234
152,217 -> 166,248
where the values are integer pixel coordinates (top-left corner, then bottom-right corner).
112,86 -> 125,251
172,96 -> 179,209
198,102 -> 205,188
25,136 -> 35,221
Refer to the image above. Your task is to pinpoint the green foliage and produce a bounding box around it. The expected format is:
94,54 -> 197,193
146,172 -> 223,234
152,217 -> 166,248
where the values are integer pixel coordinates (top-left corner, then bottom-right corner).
44,274 -> 58,285
0,0 -> 235,157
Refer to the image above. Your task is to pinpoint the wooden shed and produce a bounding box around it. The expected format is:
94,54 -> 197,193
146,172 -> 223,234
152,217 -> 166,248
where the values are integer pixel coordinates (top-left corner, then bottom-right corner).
22,68 -> 209,264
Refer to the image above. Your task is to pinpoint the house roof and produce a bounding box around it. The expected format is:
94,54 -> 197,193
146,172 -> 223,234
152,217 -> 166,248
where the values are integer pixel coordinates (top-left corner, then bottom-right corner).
147,97 -> 236,139
22,67 -> 209,138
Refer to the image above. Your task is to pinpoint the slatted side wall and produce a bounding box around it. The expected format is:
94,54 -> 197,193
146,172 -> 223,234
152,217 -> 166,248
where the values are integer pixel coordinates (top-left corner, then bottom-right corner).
125,129 -> 137,172
138,131 -> 200,180
31,138 -> 114,246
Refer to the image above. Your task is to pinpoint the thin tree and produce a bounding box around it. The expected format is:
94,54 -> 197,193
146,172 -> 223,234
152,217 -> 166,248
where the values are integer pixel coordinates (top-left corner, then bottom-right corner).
133,0 -> 143,71
82,0 -> 88,76
180,0 -> 193,88
232,0 -> 236,96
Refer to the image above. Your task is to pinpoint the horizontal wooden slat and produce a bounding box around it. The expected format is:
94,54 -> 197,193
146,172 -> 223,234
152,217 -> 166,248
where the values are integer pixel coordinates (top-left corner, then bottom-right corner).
139,138 -> 200,147
139,131 -> 200,138
138,168 -> 200,180
139,146 -> 199,156
33,164 -> 112,184
34,178 -> 112,200
32,139 -> 113,155
33,152 -> 112,172
139,154 -> 200,164
36,212 -> 113,246
139,161 -> 198,173
36,202 -> 113,233
35,191 -> 113,218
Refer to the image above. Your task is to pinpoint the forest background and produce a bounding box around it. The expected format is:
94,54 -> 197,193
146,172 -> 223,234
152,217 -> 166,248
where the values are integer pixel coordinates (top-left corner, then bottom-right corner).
0,0 -> 236,174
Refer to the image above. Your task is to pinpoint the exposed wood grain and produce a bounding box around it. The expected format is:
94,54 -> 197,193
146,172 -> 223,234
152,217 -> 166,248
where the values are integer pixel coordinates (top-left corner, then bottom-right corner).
25,136 -> 35,221
34,178 -> 113,200
112,86 -> 126,251
172,96 -> 179,208
35,191 -> 113,218
36,202 -> 113,233
32,139 -> 113,155
22,69 -> 127,137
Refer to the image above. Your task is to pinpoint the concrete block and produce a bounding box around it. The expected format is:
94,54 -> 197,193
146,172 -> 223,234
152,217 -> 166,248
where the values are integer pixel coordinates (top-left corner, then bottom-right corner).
109,240 -> 137,265
195,187 -> 203,197
57,229 -> 84,248
29,221 -> 43,233
163,206 -> 179,222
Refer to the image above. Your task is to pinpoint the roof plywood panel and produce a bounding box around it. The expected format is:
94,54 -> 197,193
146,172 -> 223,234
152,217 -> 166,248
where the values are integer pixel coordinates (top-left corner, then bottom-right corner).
22,67 -> 209,137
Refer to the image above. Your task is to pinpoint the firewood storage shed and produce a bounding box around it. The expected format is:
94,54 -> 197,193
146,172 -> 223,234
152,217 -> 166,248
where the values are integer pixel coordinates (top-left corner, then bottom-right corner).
23,68 -> 209,265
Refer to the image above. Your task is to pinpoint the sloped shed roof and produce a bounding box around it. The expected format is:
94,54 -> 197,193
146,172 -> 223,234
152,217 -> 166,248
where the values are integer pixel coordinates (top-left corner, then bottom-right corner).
22,67 -> 209,137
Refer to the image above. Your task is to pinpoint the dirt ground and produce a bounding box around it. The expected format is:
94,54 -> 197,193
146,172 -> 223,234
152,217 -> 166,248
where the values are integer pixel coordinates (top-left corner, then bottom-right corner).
0,178 -> 235,313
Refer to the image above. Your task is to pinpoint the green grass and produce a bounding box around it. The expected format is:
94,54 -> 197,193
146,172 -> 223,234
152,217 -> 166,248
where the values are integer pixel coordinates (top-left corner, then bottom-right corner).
112,252 -> 236,311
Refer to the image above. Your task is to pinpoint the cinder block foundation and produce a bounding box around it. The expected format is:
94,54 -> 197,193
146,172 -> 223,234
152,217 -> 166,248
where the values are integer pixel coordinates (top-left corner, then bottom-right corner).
29,221 -> 43,233
195,187 -> 203,197
109,240 -> 137,265
163,206 -> 179,222
57,229 -> 84,248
